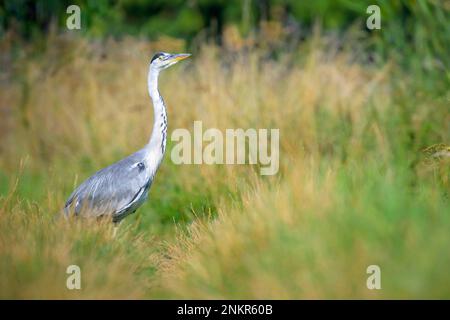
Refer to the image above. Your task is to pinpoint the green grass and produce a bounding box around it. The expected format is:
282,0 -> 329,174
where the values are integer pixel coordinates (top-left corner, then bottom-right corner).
0,32 -> 448,298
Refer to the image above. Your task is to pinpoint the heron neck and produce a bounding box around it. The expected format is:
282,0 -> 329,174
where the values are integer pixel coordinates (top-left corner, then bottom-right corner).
147,67 -> 168,158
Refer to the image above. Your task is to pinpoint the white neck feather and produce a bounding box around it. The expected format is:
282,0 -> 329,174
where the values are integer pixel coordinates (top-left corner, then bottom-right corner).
146,65 -> 168,167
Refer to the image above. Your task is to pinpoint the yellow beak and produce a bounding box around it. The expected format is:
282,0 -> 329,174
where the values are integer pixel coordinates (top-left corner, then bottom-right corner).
170,53 -> 191,61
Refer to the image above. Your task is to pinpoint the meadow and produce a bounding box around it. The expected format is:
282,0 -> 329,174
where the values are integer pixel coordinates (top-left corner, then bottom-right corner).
0,30 -> 449,298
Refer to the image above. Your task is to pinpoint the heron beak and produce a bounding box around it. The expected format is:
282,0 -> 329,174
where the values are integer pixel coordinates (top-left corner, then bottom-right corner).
169,53 -> 191,62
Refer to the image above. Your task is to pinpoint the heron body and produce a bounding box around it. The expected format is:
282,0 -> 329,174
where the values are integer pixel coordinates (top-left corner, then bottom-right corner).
64,52 -> 190,223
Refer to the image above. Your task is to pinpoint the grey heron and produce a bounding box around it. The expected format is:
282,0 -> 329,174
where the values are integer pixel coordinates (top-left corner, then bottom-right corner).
64,52 -> 190,225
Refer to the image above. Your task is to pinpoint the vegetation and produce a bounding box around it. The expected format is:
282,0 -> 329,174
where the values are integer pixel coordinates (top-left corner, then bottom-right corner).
0,0 -> 448,298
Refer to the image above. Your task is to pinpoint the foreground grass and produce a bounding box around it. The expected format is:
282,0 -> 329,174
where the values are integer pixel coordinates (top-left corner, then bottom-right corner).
158,159 -> 450,298
0,34 -> 448,298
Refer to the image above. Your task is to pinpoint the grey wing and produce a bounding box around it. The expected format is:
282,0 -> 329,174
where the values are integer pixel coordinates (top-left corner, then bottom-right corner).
65,152 -> 152,219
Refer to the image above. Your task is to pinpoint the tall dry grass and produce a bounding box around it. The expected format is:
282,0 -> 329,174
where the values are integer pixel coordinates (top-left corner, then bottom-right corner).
0,33 -> 448,298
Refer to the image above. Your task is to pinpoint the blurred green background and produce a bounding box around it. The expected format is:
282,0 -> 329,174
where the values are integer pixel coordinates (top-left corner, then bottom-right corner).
1,0 -> 449,78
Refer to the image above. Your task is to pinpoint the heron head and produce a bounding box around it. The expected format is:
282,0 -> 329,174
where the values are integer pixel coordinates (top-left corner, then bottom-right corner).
150,52 -> 191,70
